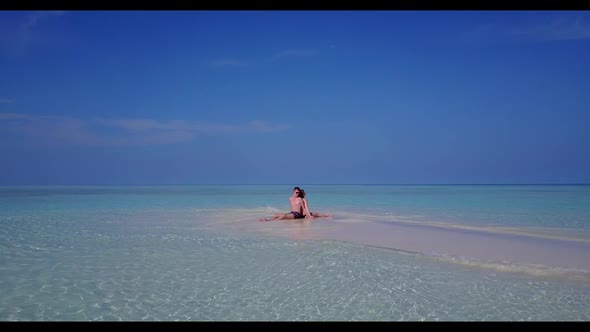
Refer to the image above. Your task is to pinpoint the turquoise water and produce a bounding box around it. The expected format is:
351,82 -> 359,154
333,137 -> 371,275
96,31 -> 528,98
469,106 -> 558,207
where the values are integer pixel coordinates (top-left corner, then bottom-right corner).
1,185 -> 590,321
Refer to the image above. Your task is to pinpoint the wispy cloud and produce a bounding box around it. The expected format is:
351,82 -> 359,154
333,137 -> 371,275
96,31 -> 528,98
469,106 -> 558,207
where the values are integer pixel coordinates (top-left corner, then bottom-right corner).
0,112 -> 288,147
0,98 -> 14,104
0,11 -> 66,57
509,16 -> 590,41
21,11 -> 65,33
94,118 -> 189,131
466,15 -> 590,43
209,57 -> 250,67
94,118 -> 287,134
192,120 -> 288,134
270,49 -> 319,61
0,112 -> 27,119
209,48 -> 319,67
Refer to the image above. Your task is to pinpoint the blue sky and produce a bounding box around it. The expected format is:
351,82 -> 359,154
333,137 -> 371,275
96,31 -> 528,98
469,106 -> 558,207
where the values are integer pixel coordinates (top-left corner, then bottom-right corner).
1,10 -> 589,185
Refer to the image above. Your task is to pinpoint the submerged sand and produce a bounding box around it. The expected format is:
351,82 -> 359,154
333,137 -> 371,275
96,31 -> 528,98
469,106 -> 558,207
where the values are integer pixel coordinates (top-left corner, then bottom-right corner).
214,209 -> 590,282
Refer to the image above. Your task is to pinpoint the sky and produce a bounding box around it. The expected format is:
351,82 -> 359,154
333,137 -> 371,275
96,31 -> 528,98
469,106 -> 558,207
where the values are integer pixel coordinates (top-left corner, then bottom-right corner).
0,10 -> 589,185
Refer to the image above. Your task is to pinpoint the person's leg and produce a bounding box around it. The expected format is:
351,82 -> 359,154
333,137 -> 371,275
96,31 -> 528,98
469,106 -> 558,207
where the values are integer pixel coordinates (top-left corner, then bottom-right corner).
259,212 -> 296,222
259,213 -> 282,222
311,212 -> 333,218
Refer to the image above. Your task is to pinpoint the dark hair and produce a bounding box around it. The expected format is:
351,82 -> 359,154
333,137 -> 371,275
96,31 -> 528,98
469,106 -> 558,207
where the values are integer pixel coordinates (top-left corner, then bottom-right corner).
293,187 -> 305,198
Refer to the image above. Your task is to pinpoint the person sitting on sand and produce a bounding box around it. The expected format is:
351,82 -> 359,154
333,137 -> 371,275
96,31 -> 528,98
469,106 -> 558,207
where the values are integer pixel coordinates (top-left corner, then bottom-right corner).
258,186 -> 332,222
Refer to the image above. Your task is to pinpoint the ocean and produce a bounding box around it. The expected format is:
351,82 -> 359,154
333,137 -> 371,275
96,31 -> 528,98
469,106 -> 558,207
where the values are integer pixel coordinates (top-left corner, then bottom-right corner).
1,184 -> 589,321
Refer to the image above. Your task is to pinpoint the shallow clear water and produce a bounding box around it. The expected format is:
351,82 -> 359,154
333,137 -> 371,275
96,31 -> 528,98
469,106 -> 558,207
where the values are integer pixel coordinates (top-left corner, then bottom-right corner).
1,185 -> 589,321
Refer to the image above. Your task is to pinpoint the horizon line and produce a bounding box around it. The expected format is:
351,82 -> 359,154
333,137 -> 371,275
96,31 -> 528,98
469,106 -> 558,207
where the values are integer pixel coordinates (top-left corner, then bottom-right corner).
1,183 -> 589,187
